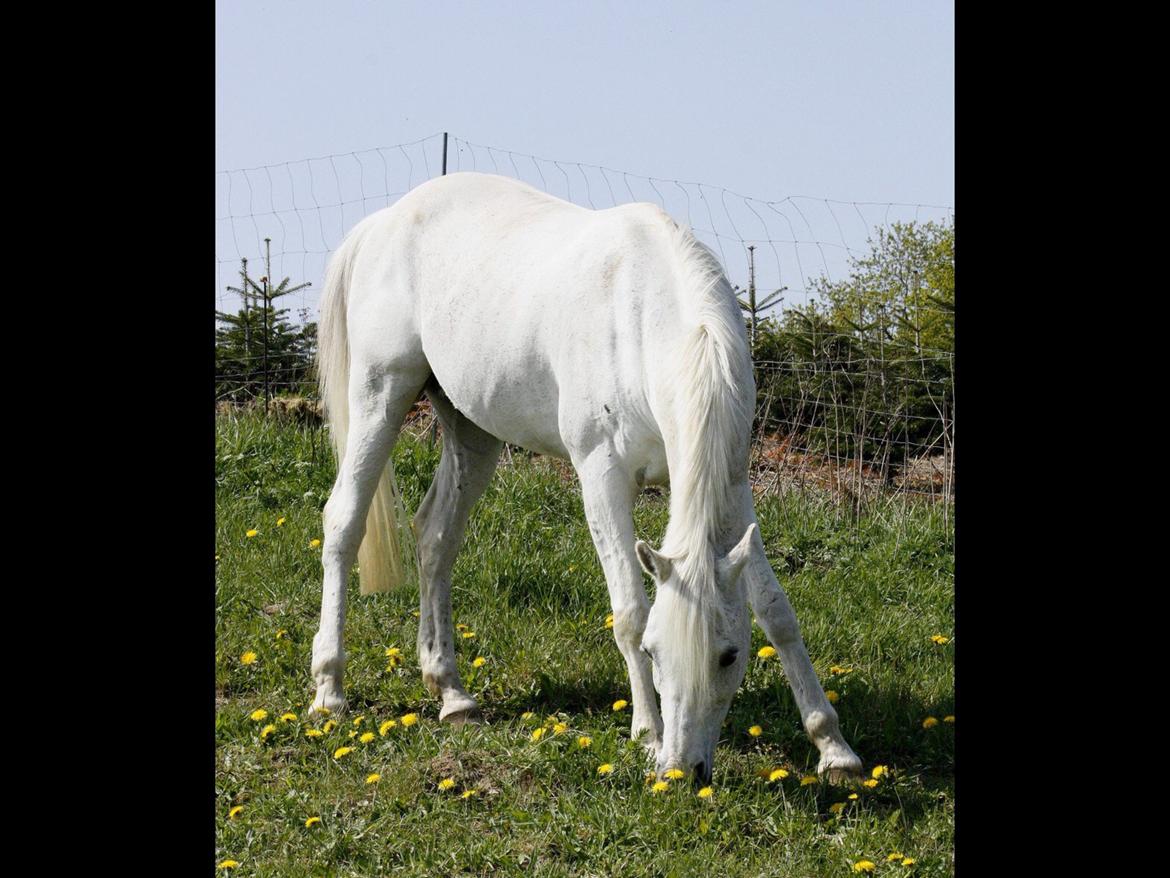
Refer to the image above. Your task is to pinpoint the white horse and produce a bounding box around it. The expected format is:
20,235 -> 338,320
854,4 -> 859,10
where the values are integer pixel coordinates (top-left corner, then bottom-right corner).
309,172 -> 861,783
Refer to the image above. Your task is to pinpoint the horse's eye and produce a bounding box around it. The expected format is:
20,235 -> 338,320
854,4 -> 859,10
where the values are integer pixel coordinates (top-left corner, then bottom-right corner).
719,649 -> 738,668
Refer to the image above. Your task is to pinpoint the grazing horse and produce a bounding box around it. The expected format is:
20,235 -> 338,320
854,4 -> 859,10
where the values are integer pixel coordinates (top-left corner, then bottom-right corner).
309,172 -> 861,783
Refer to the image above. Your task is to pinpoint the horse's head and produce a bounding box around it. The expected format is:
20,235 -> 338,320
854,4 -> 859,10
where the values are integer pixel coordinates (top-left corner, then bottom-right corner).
635,523 -> 757,784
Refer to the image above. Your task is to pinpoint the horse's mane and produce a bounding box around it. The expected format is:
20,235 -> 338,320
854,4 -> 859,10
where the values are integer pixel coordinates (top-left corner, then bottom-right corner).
656,224 -> 755,695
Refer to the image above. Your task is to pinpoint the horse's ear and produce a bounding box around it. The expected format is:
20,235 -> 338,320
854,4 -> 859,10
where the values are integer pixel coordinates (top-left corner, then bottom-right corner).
722,523 -> 757,584
635,540 -> 672,581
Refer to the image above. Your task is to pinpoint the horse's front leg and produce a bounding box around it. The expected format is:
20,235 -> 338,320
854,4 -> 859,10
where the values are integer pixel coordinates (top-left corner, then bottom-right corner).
576,451 -> 663,757
736,487 -> 863,781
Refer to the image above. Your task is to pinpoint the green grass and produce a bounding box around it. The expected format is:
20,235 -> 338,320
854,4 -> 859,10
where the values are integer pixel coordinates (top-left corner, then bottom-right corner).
216,411 -> 954,877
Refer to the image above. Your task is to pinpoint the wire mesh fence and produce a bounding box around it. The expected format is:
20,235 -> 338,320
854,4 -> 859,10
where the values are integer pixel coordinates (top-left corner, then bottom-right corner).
216,134 -> 953,517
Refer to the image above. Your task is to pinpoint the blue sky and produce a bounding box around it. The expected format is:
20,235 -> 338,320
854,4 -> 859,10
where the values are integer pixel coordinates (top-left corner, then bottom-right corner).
216,1 -> 953,318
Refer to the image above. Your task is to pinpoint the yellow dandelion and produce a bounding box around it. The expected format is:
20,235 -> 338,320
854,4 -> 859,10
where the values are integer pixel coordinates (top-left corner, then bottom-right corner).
385,647 -> 402,657
697,786 -> 714,799
304,816 -> 321,828
664,768 -> 686,780
757,645 -> 777,659
305,729 -> 323,738
359,732 -> 375,744
825,690 -> 839,704
240,651 -> 258,666
366,773 -> 381,784
245,529 -> 259,538
887,853 -> 905,862
943,715 -> 955,723
322,720 -> 337,733
578,736 -> 592,748
605,613 -> 614,629
901,858 -> 916,866
652,780 -> 670,793
259,723 -> 277,740
461,631 -> 476,639
228,805 -> 244,820
830,665 -> 852,675
862,778 -> 878,788
612,699 -> 629,711
379,719 -> 397,736
768,768 -> 789,782
400,713 -> 419,727
472,656 -> 486,668
316,707 -> 332,716
800,775 -> 818,786
521,711 -> 536,722
352,715 -> 365,727
531,727 -> 546,742
309,538 -> 321,548
748,725 -> 763,737
456,623 -> 469,631
923,716 -> 939,729
438,778 -> 456,791
218,861 -> 240,870
829,802 -> 845,815
597,763 -> 614,775
276,517 -> 286,527
461,789 -> 478,799
848,793 -> 858,800
279,712 -> 297,723
249,708 -> 268,722
333,746 -> 353,759
275,629 -> 287,639
930,634 -> 950,645
871,764 -> 888,779
853,860 -> 876,873
552,722 -> 568,735
348,730 -> 357,739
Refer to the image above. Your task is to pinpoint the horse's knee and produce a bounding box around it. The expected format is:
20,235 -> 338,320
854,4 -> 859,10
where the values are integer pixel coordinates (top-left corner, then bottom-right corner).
612,604 -> 649,650
756,594 -> 800,645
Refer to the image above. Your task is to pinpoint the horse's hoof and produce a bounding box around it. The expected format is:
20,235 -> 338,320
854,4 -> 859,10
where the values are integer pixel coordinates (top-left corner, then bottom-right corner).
309,691 -> 347,716
439,697 -> 482,725
818,751 -> 863,785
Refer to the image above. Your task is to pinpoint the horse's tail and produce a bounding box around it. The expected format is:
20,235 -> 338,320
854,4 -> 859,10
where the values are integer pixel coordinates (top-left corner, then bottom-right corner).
318,217 -> 416,595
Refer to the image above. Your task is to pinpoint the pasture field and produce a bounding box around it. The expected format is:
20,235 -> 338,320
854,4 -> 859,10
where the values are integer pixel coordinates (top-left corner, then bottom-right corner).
215,411 -> 954,877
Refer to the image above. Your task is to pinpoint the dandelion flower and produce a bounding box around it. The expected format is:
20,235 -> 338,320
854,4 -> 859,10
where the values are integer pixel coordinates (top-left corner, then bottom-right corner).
664,768 -> 686,780
385,647 -> 402,657
943,715 -> 955,723
249,709 -> 268,722
825,690 -> 839,704
304,816 -> 321,828
887,853 -> 905,862
922,716 -> 939,729
461,789 -> 478,799
871,765 -> 888,779
830,665 -> 852,675
757,645 -> 777,659
316,707 -> 332,716
531,727 -> 546,742
279,712 -> 297,723
862,779 -> 878,788
800,775 -> 818,786
456,623 -> 469,631
322,720 -> 337,733
697,786 -> 714,799
472,657 -> 486,668
612,700 -> 629,711
400,713 -> 419,727
333,746 -> 353,759
930,634 -> 949,645
521,711 -> 536,723
461,631 -> 476,639
853,860 -> 876,873
218,861 -> 240,870
309,539 -> 321,548
438,778 -> 456,791
901,858 -> 916,866
379,719 -> 397,736
240,652 -> 258,666
748,725 -> 763,737
305,729 -> 323,739
276,517 -> 286,527
848,793 -> 858,800
260,723 -> 277,740
605,613 -> 614,629
552,722 -> 568,735
597,763 -> 614,775
652,780 -> 670,793
352,716 -> 365,727
829,802 -> 845,815
366,773 -> 381,784
246,529 -> 259,538
578,736 -> 592,748
359,732 -> 375,744
768,768 -> 789,782
228,805 -> 244,820
275,628 -> 287,639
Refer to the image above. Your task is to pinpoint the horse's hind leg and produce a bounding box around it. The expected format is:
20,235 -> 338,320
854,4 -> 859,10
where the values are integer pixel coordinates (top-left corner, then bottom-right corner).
414,387 -> 502,724
310,368 -> 427,715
